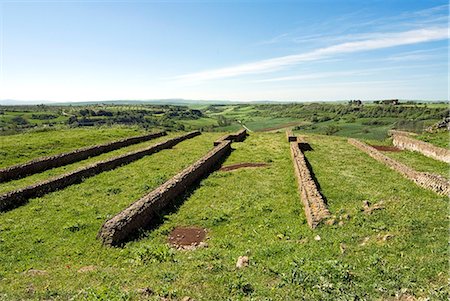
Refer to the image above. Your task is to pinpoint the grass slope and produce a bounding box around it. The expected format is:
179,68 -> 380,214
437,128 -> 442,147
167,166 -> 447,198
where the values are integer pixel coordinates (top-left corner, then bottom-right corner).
383,150 -> 449,179
416,131 -> 449,149
0,133 -> 180,194
0,132 -> 447,300
0,126 -> 148,168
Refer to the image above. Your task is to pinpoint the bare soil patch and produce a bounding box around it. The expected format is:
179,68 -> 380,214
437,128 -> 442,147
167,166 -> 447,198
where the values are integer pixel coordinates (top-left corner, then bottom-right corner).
168,227 -> 207,247
370,145 -> 402,152
220,162 -> 269,172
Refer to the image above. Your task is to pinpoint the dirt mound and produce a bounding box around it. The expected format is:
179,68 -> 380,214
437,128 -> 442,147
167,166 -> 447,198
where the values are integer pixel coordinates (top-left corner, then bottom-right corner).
220,162 -> 269,172
370,145 -> 402,152
168,227 -> 207,247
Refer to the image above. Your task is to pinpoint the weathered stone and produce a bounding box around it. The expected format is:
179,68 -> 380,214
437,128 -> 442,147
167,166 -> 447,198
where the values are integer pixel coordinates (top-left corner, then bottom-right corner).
77,266 -> 96,273
285,129 -> 297,142
389,130 -> 450,163
136,287 -> 154,296
236,256 -> 249,268
213,129 -> 247,146
0,131 -> 167,183
24,269 -> 47,276
324,218 -> 336,225
362,200 -> 384,214
339,243 -> 346,254
290,139 -> 331,229
349,138 -> 450,196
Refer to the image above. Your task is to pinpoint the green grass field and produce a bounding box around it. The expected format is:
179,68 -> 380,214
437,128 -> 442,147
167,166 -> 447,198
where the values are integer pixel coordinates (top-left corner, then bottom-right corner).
0,126 -> 149,168
383,149 -> 449,179
0,128 -> 447,300
416,131 -> 449,148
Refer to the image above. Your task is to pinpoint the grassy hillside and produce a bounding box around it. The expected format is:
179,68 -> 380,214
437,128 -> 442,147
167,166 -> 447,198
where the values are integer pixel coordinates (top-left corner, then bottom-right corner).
416,131 -> 449,148
0,131 -> 447,300
383,150 -> 449,179
0,126 -> 148,168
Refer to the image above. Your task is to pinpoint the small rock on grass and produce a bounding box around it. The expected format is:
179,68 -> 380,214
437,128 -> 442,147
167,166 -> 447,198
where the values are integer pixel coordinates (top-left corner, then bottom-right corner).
341,213 -> 350,220
24,269 -> 47,276
362,200 -> 385,214
236,256 -> 249,268
339,243 -> 346,254
136,287 -> 154,296
324,218 -> 336,225
380,233 -> 394,241
77,265 -> 96,273
360,237 -> 370,246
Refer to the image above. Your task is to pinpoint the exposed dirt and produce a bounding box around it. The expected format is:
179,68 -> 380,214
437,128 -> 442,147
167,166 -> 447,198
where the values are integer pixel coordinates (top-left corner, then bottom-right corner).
220,162 -> 269,172
168,227 -> 207,247
370,145 -> 402,152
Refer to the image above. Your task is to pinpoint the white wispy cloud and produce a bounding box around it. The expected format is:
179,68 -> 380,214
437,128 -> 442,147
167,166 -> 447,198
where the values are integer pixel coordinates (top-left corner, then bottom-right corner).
252,70 -> 369,83
175,27 -> 449,82
252,63 -> 443,83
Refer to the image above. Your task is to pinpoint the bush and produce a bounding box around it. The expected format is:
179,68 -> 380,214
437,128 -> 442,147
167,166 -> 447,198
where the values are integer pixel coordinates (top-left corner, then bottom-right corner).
11,116 -> 28,125
324,125 -> 341,135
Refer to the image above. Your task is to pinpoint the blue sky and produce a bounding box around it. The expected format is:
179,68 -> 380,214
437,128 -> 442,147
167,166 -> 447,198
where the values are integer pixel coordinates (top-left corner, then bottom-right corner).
0,0 -> 448,102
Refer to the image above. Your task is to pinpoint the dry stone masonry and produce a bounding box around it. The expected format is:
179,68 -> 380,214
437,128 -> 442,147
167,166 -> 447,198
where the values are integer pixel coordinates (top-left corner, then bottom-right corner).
0,131 -> 167,183
213,129 -> 247,146
99,141 -> 232,246
288,132 -> 330,229
0,132 -> 200,212
389,130 -> 450,163
286,129 -> 297,142
348,138 -> 450,196
99,129 -> 247,246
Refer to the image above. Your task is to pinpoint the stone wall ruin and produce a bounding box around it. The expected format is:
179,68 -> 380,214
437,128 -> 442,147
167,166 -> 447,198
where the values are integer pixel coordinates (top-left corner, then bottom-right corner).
348,138 -> 450,196
98,129 -> 247,246
0,132 -> 200,212
0,131 -> 167,183
288,132 -> 330,228
389,130 -> 450,163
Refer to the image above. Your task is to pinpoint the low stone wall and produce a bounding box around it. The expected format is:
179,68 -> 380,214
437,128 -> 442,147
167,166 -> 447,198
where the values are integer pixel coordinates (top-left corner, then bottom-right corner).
98,140 -> 232,246
0,132 -> 200,212
213,129 -> 247,146
389,131 -> 450,163
286,129 -> 296,142
289,139 -> 330,229
0,131 -> 167,183
348,138 -> 450,196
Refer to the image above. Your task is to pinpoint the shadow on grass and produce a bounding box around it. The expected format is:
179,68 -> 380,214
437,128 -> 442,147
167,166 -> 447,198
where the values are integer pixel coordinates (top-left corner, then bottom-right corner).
117,147 -> 234,246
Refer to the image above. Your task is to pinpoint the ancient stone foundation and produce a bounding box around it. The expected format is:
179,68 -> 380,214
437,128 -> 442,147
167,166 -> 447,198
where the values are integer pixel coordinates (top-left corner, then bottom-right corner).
0,132 -> 200,212
0,131 -> 167,183
213,129 -> 248,146
286,129 -> 297,142
98,140 -> 233,246
389,130 -> 450,163
288,133 -> 330,228
348,138 -> 450,196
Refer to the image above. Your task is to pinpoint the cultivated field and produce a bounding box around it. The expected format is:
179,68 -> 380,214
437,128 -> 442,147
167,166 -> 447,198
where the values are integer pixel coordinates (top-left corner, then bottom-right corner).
0,124 -> 448,300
